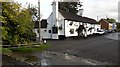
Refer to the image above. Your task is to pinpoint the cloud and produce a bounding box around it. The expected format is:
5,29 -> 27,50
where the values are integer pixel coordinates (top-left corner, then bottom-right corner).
15,0 -> 119,21
81,0 -> 119,21
40,0 -> 53,19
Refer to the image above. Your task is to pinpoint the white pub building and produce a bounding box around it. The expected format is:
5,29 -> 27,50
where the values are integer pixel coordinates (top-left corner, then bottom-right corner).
34,1 -> 101,40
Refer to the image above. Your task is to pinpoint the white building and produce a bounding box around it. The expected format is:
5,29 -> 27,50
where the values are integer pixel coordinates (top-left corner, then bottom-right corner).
34,1 -> 101,40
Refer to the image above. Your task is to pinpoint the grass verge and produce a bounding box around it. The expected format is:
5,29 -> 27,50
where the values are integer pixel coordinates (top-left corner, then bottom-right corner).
1,43 -> 50,54
9,43 -> 50,53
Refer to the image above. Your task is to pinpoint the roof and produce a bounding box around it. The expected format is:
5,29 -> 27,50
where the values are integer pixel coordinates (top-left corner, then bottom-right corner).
59,10 -> 98,24
59,10 -> 83,22
82,17 -> 98,24
98,19 -> 109,23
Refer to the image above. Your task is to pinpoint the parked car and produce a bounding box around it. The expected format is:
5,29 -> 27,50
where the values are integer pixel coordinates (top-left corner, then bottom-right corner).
107,30 -> 113,33
103,30 -> 109,33
94,29 -> 105,35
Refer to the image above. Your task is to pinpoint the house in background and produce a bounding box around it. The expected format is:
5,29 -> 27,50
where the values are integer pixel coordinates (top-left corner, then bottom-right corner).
98,19 -> 116,32
98,19 -> 109,30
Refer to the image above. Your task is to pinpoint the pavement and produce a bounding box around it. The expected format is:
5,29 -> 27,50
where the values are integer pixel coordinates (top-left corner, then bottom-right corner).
2,54 -> 34,67
46,32 -> 119,65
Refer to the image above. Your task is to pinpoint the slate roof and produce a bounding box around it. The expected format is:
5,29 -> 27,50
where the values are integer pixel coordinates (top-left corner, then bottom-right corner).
34,10 -> 98,28
59,10 -> 98,24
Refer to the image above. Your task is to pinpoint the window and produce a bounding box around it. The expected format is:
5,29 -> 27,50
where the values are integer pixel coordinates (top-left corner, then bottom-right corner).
69,29 -> 74,34
41,19 -> 48,28
52,27 -> 58,34
69,21 -> 73,26
49,30 -> 51,33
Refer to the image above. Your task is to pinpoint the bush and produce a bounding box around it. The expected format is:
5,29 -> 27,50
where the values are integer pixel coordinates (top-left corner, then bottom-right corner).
116,23 -> 120,32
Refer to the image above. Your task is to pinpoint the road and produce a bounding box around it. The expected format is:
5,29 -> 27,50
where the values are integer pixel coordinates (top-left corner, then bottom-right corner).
46,32 -> 119,65
1,32 -> 119,66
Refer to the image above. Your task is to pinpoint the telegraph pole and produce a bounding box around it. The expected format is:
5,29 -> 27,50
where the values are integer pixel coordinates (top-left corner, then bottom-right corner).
97,16 -> 99,21
38,0 -> 41,43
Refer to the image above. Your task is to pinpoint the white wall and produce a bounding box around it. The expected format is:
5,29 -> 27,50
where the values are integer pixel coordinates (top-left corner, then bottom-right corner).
40,13 -> 53,39
65,20 -> 80,37
58,12 -> 65,35
82,23 -> 101,35
52,2 -> 58,26
41,29 -> 51,39
41,2 -> 59,39
83,23 -> 92,35
93,24 -> 101,33
51,2 -> 59,39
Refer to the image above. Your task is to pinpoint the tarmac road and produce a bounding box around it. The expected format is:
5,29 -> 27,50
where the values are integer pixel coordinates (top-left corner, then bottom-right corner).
47,32 -> 119,65
1,33 -> 119,66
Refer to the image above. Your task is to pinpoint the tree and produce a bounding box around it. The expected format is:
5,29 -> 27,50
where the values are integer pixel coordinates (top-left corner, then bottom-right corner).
58,2 -> 82,14
106,18 -> 116,23
2,2 -> 21,45
2,2 -> 36,45
27,4 -> 38,21
116,23 -> 120,31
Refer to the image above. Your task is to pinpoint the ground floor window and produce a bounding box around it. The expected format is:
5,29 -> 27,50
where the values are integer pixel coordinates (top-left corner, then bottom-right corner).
69,29 -> 74,34
49,30 -> 51,33
52,27 -> 58,34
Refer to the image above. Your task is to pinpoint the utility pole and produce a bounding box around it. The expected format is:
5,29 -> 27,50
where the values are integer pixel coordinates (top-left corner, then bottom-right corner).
38,0 -> 41,43
97,16 -> 99,21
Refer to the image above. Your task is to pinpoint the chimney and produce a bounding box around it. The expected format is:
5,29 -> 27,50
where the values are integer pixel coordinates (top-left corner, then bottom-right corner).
51,1 -> 58,26
77,1 -> 83,16
77,9 -> 83,16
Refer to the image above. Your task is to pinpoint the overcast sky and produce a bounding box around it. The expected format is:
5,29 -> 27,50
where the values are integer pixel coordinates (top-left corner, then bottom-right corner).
15,0 -> 119,22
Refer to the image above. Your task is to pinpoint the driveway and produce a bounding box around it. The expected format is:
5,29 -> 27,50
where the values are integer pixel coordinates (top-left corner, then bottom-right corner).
47,32 -> 119,65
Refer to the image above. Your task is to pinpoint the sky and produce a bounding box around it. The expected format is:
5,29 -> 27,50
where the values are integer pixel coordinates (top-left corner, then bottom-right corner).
15,0 -> 119,22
